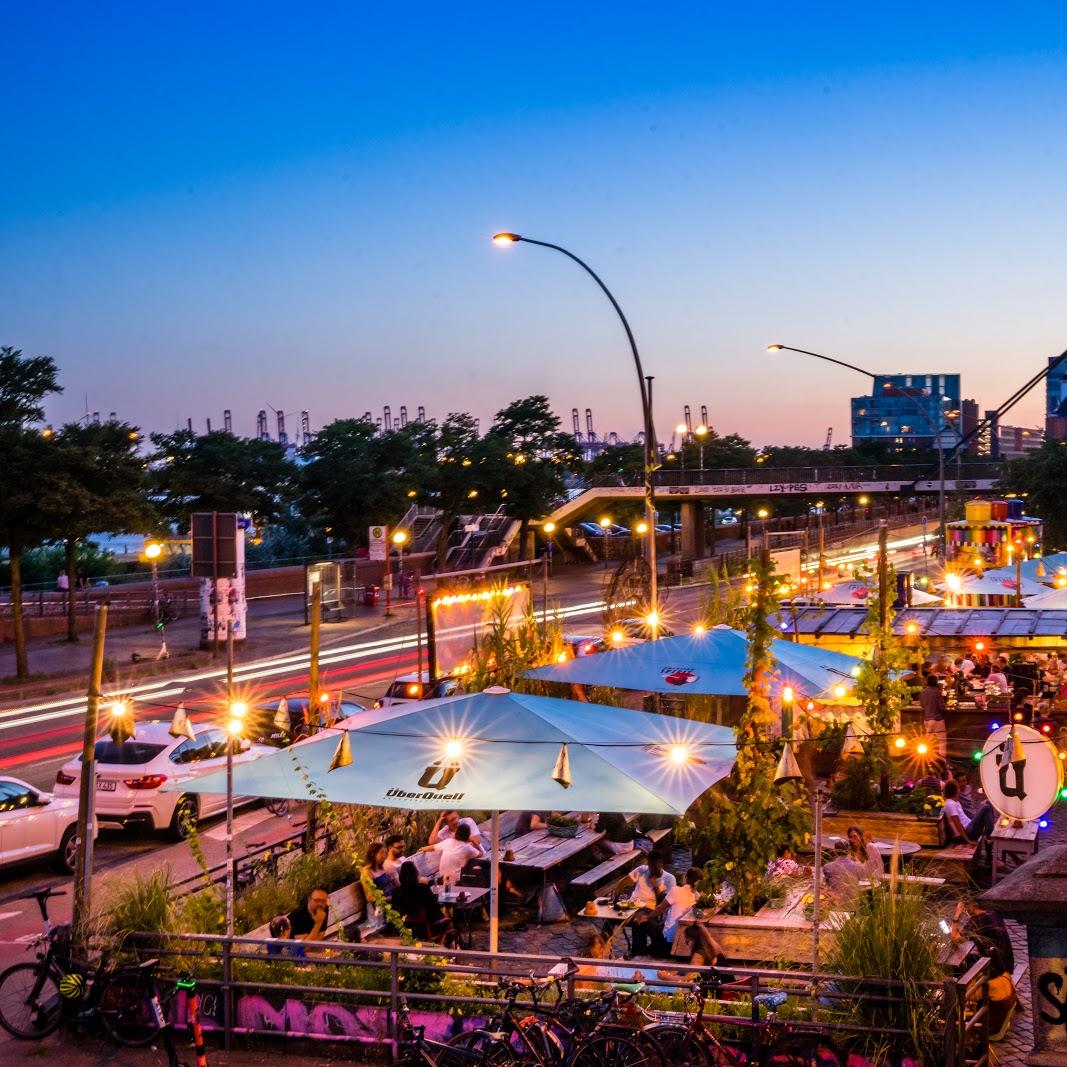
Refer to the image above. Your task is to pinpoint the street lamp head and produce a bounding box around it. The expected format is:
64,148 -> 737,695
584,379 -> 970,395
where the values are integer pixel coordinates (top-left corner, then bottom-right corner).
492,232 -> 521,246
694,425 -> 708,437
675,423 -> 687,435
766,344 -> 783,352
599,516 -> 612,529
757,508 -> 769,519
392,530 -> 408,546
543,521 -> 556,534
144,541 -> 163,560
635,521 -> 648,535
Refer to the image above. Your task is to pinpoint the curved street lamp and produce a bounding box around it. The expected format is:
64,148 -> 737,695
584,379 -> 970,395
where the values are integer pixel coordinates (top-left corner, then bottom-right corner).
493,233 -> 659,623
767,343 -> 950,556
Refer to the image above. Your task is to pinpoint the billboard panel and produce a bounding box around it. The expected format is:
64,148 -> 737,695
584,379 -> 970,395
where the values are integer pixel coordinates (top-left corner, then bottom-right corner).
429,581 -> 531,678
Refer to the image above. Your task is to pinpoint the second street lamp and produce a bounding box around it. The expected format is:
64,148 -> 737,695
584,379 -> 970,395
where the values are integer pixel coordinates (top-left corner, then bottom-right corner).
493,232 -> 660,634
767,343 -> 950,557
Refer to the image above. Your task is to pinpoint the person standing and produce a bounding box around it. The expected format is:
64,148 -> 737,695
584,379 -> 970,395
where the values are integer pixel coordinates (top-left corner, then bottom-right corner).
919,674 -> 948,757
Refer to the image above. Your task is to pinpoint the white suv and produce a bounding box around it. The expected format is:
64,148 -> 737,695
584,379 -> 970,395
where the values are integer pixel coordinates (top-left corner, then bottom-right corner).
0,776 -> 96,874
54,721 -> 275,839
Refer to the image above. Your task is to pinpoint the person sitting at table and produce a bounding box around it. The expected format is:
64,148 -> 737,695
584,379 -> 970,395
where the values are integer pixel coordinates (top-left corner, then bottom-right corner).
941,780 -> 996,846
987,658 -> 1011,696
513,811 -> 548,835
287,887 -> 330,942
625,865 -> 700,959
382,834 -> 407,884
608,851 -> 676,958
656,924 -> 737,990
846,826 -> 883,881
949,768 -> 977,818
420,821 -> 483,886
361,841 -> 395,902
765,844 -> 812,882
391,861 -> 458,947
429,810 -> 483,847
951,898 -> 1016,1040
595,811 -> 638,856
266,914 -> 307,959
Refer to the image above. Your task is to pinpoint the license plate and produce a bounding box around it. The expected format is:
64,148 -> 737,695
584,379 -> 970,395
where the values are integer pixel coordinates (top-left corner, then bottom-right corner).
97,780 -> 116,792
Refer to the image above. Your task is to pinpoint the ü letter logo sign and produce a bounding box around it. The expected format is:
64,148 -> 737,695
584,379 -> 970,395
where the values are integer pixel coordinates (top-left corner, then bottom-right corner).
417,760 -> 460,791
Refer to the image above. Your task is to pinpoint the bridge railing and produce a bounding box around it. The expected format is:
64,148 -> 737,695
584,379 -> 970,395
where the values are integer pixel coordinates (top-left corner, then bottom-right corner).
581,460 -> 1002,490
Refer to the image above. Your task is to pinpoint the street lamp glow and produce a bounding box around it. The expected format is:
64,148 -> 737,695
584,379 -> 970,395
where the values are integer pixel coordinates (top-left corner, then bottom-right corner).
599,516 -> 612,529
782,686 -> 794,705
543,521 -> 556,534
858,495 -> 869,506
392,530 -> 408,546
645,610 -> 660,630
666,744 -> 692,765
833,685 -> 847,699
757,508 -> 769,519
634,521 -> 648,535
694,425 -> 708,437
766,344 -> 783,352
444,738 -> 464,760
675,423 -> 687,435
230,701 -> 247,720
144,541 -> 163,560
492,232 -> 521,245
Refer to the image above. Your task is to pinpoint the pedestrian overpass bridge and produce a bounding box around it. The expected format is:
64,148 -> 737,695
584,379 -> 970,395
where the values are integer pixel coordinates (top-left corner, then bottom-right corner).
541,461 -> 1002,530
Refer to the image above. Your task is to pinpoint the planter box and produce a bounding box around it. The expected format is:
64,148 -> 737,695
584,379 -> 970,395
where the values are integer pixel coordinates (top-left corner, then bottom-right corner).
823,810 -> 945,848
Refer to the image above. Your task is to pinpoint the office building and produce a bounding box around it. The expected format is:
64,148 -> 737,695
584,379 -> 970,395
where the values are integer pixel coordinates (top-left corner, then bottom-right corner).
851,374 -> 965,451
1046,355 -> 1067,441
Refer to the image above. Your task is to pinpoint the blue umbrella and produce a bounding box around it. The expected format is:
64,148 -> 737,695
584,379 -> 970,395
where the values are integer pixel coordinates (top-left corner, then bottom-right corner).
984,552 -> 1067,585
171,687 -> 736,949
526,625 -> 866,702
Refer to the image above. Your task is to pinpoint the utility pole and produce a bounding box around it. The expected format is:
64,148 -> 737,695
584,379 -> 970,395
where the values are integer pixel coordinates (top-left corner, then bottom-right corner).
415,576 -> 424,683
73,604 -> 108,947
225,621 -> 235,936
876,521 -> 891,801
305,577 -> 322,853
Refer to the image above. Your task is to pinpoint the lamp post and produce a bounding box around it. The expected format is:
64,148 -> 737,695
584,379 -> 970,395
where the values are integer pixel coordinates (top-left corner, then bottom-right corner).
694,424 -> 708,473
493,232 -> 659,632
541,521 -> 556,624
392,529 -> 408,598
224,623 -> 245,938
767,344 -> 951,557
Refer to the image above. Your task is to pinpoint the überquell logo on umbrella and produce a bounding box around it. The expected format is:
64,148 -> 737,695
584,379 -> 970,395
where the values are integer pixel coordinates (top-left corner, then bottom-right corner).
662,667 -> 698,687
384,761 -> 465,802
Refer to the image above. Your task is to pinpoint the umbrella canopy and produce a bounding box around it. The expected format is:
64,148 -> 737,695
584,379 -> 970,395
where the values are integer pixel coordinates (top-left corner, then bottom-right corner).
170,687 -> 736,815
525,625 -> 866,701
1023,585 -> 1067,609
985,552 -> 1067,585
941,574 -> 1047,599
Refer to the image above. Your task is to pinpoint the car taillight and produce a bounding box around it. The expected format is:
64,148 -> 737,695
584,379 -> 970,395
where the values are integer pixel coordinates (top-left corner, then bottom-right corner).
55,770 -> 77,786
123,774 -> 168,789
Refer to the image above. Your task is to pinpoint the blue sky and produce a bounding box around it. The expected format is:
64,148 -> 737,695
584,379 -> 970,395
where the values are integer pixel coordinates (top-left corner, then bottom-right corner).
3,3 -> 1066,445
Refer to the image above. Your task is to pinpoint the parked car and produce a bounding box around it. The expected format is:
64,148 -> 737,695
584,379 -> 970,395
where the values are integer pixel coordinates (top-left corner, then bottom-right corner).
54,721 -> 276,839
250,696 -> 368,747
608,617 -> 677,642
0,776 -> 96,874
376,673 -> 466,707
577,521 -> 630,538
559,634 -> 605,659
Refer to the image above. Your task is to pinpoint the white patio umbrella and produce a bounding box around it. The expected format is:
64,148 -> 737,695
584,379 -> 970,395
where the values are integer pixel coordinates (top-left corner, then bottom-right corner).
170,687 -> 736,950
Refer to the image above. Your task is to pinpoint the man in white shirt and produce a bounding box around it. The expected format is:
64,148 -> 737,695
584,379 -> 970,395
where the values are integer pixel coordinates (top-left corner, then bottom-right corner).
661,867 -> 701,946
429,810 -> 483,847
421,822 -> 483,885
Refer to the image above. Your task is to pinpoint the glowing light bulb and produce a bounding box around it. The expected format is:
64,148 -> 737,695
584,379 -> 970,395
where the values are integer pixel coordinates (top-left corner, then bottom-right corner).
230,701 -> 247,719
894,737 -> 907,750
667,744 -> 691,765
782,686 -> 794,705
693,624 -> 706,636
834,685 -> 847,699
444,739 -> 463,760
916,742 -> 929,756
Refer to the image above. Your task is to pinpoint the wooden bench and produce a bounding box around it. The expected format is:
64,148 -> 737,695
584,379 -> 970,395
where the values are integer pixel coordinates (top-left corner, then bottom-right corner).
823,812 -> 944,847
568,828 -> 673,900
911,843 -> 979,884
245,880 -> 385,946
991,822 -> 1039,884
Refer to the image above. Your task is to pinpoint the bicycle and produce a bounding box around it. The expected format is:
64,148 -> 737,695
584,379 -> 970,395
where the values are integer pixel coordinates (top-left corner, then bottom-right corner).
448,962 -> 659,1067
397,997 -> 507,1067
0,887 -> 162,1046
642,970 -> 842,1067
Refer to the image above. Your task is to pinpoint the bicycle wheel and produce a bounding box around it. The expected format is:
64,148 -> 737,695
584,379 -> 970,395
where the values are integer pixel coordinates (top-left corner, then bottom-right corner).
764,1034 -> 843,1067
0,963 -> 62,1039
642,1024 -> 721,1067
569,1031 -> 657,1067
447,1027 -> 520,1066
97,970 -> 162,1047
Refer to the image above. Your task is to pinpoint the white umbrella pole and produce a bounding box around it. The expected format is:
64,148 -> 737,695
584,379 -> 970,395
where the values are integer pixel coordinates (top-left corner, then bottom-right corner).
489,810 -> 500,953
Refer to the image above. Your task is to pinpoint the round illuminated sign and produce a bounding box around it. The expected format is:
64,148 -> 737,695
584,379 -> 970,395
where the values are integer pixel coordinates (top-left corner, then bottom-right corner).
979,724 -> 1064,823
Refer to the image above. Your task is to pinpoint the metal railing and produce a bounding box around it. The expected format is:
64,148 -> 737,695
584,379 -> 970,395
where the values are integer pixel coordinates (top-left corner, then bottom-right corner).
127,932 -> 990,1066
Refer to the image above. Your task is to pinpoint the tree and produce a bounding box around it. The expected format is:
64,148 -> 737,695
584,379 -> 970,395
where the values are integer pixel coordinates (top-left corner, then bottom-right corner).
46,422 -> 157,641
298,418 -> 423,550
415,414 -> 496,569
486,396 -> 579,559
680,429 -> 757,470
585,443 -> 644,484
148,429 -> 295,531
1000,441 -> 1067,547
681,554 -> 810,913
0,346 -> 61,427
0,348 -> 62,677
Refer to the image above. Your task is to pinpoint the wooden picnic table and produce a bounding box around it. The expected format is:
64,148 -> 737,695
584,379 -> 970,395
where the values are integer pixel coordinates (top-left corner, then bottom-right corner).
495,822 -> 605,922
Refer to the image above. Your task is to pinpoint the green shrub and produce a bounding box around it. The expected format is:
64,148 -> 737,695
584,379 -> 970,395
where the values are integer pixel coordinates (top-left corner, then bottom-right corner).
97,866 -> 175,947
831,755 -> 879,812
825,879 -> 947,1062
